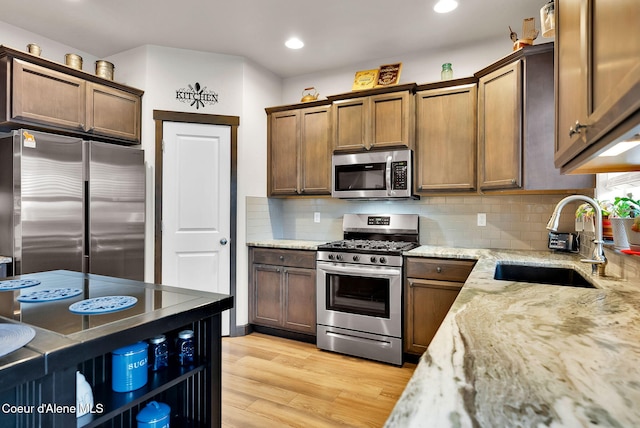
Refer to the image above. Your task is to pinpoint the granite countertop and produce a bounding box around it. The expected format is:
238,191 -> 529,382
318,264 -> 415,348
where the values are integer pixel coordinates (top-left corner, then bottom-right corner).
0,256 -> 11,264
247,239 -> 328,250
386,246 -> 640,427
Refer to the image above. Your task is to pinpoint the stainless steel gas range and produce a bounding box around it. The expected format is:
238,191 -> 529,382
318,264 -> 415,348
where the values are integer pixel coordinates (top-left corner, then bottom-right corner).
316,213 -> 419,365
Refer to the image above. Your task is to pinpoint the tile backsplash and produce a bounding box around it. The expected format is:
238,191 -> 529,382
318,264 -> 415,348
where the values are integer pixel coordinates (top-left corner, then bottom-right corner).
246,194 -> 579,251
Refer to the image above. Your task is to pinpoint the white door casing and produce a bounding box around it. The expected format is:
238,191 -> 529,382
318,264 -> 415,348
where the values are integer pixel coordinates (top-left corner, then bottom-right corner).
162,121 -> 231,335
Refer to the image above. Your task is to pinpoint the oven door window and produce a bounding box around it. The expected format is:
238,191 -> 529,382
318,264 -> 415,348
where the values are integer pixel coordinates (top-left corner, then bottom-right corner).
326,273 -> 390,318
334,163 -> 386,191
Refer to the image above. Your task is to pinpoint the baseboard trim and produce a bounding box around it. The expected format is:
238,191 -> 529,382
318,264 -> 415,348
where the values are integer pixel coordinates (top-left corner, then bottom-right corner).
250,325 -> 316,344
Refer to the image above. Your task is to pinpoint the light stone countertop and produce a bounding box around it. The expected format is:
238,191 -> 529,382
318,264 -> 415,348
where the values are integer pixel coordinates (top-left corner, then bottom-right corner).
0,256 -> 11,264
386,245 -> 640,427
246,240 -> 328,250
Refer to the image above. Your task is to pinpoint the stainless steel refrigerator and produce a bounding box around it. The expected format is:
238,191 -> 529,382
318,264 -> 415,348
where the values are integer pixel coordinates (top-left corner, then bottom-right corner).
0,129 -> 145,280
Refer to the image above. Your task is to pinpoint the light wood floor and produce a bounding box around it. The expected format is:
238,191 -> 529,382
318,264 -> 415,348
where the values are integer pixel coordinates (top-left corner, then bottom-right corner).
221,333 -> 416,428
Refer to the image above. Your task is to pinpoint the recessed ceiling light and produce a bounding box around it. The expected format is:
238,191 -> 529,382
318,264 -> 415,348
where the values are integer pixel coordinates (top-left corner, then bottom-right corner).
434,0 -> 458,13
285,38 -> 304,49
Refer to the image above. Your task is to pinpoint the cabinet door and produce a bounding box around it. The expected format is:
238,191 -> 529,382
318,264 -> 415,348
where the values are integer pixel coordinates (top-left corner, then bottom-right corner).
415,84 -> 476,192
86,83 -> 141,142
404,278 -> 461,355
300,106 -> 332,195
251,264 -> 283,327
269,110 -> 300,195
589,0 -> 640,144
555,0 -> 640,171
478,61 -> 522,190
283,267 -> 316,334
554,0 -> 589,165
370,91 -> 413,150
333,98 -> 368,151
11,58 -> 86,130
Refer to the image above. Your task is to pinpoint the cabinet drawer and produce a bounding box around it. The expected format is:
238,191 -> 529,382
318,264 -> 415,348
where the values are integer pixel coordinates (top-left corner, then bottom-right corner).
406,257 -> 475,282
251,248 -> 316,269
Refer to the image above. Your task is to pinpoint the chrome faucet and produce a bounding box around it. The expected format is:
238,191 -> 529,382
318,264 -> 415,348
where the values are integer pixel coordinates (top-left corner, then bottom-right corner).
546,195 -> 607,276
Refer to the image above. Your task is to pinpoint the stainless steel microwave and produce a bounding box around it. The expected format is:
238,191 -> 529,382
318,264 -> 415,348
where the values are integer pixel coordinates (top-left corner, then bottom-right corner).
331,149 -> 413,199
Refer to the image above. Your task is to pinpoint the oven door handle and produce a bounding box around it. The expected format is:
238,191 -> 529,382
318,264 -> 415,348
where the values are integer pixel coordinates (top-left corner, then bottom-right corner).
318,262 -> 401,278
385,155 -> 392,196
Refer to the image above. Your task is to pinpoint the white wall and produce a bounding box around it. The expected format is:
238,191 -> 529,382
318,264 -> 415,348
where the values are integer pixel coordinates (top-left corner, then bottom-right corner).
281,36 -> 517,105
0,21 -> 99,72
105,45 -> 282,329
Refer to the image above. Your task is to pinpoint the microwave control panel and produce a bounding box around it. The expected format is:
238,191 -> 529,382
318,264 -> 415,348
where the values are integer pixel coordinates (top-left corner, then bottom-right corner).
392,161 -> 408,190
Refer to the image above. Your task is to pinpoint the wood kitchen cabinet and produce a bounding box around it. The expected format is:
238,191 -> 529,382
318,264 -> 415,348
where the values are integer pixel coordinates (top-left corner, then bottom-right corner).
415,78 -> 477,193
554,0 -> 640,173
86,82 -> 141,141
476,43 -> 594,192
0,46 -> 143,143
266,101 -> 332,196
404,257 -> 475,356
328,83 -> 415,152
249,247 -> 317,336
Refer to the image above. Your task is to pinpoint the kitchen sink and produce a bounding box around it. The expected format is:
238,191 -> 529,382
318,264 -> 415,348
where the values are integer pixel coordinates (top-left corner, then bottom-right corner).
493,263 -> 595,288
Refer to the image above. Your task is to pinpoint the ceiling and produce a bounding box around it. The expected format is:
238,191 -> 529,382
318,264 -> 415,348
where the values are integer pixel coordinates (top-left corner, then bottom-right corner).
3,0 -> 545,78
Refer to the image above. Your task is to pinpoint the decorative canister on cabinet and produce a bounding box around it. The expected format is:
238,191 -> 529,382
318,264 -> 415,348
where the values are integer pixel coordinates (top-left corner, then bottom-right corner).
65,53 -> 83,70
111,341 -> 148,392
26,44 -> 41,56
136,401 -> 171,428
95,60 -> 115,80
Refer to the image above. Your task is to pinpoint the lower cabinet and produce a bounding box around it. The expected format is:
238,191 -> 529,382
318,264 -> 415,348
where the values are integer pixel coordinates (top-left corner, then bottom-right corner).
404,257 -> 475,355
249,247 -> 316,336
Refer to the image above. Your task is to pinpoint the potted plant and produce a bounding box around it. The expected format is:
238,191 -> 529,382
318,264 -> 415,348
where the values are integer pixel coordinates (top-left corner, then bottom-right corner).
574,199 -> 613,238
610,195 -> 640,250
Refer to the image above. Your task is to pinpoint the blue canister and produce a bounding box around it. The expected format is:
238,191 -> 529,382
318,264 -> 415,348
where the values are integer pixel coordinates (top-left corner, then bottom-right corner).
177,330 -> 194,366
112,341 -> 148,392
148,335 -> 168,371
136,401 -> 170,428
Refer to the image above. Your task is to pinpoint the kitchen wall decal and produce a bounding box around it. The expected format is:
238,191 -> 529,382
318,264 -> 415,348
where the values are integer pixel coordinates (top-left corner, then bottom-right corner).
176,82 -> 219,109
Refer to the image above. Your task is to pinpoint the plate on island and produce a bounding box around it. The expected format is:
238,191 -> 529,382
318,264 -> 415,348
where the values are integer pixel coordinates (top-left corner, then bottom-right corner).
69,295 -> 137,315
0,323 -> 36,358
18,288 -> 83,303
0,279 -> 41,291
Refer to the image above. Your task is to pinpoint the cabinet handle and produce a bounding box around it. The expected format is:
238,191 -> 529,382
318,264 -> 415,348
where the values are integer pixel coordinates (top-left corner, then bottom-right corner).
511,178 -> 517,184
568,121 -> 587,137
279,255 -> 284,261
436,266 -> 442,273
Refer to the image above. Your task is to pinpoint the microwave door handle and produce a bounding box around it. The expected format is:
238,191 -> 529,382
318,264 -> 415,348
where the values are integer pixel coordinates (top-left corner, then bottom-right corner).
386,156 -> 392,196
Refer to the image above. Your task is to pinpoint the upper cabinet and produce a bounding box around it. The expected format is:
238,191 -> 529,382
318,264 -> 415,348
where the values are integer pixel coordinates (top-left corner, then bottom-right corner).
86,82 -> 141,142
414,78 -> 477,193
0,46 -> 143,144
266,101 -> 332,197
554,0 -> 640,173
328,84 -> 415,152
476,43 -> 593,192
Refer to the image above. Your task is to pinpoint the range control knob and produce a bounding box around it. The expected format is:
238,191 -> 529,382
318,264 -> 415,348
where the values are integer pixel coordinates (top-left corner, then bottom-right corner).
370,256 -> 377,263
328,254 -> 335,260
352,255 -> 360,262
336,254 -> 343,261
379,257 -> 387,264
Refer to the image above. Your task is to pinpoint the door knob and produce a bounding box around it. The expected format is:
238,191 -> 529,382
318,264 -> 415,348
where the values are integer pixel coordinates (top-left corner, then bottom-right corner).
220,238 -> 228,245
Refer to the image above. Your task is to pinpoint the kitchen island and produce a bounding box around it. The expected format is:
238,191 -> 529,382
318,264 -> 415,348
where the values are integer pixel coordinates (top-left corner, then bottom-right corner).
386,246 -> 640,427
0,270 -> 233,428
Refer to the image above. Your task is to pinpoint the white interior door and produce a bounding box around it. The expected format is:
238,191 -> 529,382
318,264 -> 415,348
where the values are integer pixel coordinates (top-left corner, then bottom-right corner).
162,122 -> 231,335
